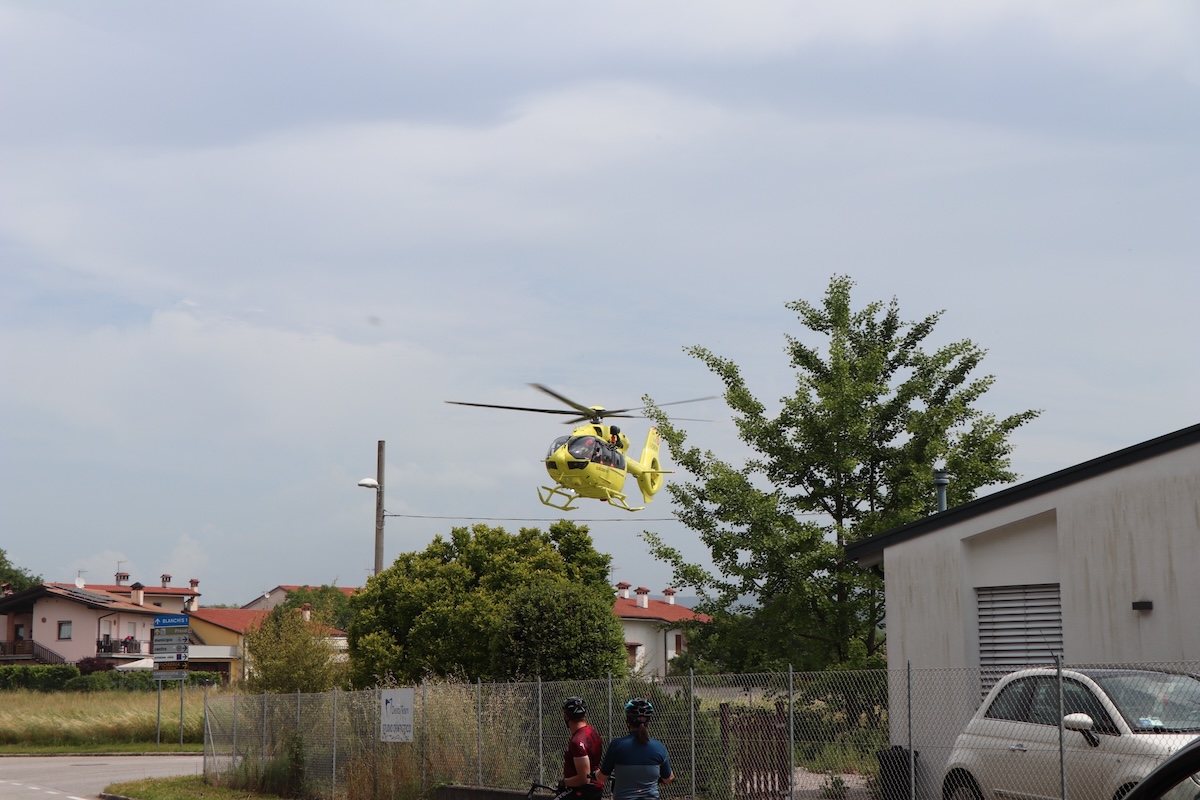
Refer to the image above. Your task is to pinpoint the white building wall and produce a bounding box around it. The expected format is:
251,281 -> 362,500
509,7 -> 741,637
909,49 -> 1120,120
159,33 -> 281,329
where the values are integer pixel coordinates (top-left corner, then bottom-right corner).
878,439 -> 1200,799
1058,445 -> 1200,663
619,618 -> 683,677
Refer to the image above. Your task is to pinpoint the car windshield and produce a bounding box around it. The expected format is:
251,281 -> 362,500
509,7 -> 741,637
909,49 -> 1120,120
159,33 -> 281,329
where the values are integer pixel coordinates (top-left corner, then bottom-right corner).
1091,672 -> 1200,732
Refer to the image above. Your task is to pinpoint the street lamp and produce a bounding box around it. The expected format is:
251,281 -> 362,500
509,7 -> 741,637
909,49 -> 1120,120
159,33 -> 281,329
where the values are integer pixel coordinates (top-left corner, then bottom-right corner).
358,440 -> 385,576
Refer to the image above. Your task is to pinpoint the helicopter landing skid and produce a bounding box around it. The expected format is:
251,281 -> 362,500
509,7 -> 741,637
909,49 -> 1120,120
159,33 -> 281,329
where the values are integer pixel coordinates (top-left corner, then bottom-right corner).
537,484 -> 644,513
538,485 -> 581,511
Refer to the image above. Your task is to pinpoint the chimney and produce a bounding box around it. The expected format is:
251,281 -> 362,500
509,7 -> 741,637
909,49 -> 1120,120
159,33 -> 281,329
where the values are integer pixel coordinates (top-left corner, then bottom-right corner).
115,571 -> 130,586
130,582 -> 145,606
934,470 -> 950,512
183,595 -> 196,612
301,602 -> 312,622
663,588 -> 676,605
635,586 -> 650,609
616,582 -> 631,600
189,578 -> 200,590
160,573 -> 172,587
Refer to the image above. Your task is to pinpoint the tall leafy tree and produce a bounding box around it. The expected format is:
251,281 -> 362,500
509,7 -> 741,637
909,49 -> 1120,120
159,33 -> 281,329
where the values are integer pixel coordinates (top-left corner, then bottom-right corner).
645,275 -> 1040,671
491,578 -> 626,680
243,605 -> 346,693
279,584 -> 355,631
0,549 -> 41,593
347,520 -> 625,686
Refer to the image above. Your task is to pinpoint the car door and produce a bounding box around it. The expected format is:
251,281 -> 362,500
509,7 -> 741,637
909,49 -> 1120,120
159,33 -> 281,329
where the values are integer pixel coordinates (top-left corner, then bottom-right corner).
1019,676 -> 1123,800
969,676 -> 1042,800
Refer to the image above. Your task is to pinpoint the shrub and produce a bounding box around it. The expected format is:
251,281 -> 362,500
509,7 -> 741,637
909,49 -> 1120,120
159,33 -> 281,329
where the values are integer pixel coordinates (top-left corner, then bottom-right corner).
64,673 -> 113,692
0,664 -> 80,691
76,657 -> 115,676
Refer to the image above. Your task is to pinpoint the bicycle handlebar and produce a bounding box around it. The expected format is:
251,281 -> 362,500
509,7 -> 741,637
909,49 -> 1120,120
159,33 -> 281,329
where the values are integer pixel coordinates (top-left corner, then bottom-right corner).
526,782 -> 559,800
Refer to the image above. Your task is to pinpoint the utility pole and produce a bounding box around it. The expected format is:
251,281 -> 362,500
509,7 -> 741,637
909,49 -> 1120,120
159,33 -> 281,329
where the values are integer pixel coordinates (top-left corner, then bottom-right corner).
374,440 -> 385,576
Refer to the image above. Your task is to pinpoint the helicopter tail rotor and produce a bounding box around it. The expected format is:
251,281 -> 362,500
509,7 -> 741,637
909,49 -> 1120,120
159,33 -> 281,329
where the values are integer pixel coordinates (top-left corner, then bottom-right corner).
633,427 -> 672,504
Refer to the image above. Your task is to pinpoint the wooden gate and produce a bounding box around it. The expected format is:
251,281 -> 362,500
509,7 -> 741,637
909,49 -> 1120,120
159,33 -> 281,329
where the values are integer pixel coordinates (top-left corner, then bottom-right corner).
719,701 -> 790,800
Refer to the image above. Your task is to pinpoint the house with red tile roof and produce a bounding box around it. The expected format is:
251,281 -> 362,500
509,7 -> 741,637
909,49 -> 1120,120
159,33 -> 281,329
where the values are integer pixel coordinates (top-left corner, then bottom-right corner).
613,582 -> 710,677
48,571 -> 201,614
190,605 -> 348,684
0,582 -> 162,666
240,584 -> 357,611
187,607 -> 268,683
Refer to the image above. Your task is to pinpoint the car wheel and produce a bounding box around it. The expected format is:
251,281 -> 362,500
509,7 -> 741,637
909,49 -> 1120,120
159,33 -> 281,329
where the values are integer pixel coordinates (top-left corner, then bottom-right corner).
1113,783 -> 1139,800
943,771 -> 983,800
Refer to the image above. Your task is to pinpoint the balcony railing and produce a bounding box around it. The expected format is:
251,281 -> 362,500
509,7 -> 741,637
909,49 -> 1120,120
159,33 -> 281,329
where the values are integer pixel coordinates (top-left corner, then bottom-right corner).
96,637 -> 144,655
0,639 -> 35,657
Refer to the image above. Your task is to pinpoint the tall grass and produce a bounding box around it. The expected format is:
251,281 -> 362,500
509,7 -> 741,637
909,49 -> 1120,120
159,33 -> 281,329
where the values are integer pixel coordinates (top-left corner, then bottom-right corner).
0,687 -> 215,746
208,681 -> 537,800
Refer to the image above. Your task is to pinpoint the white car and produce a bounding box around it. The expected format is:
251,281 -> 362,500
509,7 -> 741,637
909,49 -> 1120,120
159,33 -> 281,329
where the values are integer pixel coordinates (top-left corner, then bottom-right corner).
943,668 -> 1200,800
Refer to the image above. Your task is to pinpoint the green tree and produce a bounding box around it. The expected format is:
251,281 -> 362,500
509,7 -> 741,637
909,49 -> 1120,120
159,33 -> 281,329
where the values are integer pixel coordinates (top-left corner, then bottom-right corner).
0,549 -> 41,593
347,520 -> 625,686
645,275 -> 1040,672
243,605 -> 345,693
279,584 -> 355,631
491,578 -> 626,680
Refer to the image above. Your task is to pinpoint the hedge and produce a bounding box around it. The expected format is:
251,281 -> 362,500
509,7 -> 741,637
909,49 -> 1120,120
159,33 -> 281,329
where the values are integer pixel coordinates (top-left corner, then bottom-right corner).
0,664 -> 81,691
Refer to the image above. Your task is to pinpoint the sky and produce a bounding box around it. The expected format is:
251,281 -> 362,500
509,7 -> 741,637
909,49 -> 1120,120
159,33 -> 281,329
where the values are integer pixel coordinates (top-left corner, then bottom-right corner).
1,1 -> 1197,606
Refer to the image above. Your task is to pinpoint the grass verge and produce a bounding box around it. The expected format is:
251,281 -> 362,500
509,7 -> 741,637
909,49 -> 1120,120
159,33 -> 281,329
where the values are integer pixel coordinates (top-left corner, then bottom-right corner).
105,774 -> 287,800
0,742 -> 204,755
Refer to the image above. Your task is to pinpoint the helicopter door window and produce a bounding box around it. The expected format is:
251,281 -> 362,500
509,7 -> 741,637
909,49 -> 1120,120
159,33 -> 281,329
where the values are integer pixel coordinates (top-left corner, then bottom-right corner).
567,436 -> 598,460
546,436 -> 570,459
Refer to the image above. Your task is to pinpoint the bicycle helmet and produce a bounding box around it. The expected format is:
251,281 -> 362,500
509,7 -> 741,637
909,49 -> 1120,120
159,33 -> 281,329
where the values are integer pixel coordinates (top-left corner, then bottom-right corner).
624,698 -> 654,722
563,696 -> 587,720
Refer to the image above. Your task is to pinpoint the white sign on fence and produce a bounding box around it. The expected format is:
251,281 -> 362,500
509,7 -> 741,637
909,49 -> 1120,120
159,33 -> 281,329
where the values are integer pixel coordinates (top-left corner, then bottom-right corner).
380,688 -> 415,743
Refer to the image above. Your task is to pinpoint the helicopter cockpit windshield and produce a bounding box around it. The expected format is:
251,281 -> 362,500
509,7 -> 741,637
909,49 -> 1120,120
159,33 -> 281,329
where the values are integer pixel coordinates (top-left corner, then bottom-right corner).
546,436 -> 570,458
563,435 -> 625,469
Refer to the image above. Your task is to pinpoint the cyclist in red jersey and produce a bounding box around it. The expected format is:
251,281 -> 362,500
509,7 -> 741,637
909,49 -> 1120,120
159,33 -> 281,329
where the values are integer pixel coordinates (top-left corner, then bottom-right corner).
556,696 -> 603,800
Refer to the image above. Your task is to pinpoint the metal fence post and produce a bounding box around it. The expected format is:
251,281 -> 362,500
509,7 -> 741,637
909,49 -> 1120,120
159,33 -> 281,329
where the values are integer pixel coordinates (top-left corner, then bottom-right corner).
476,678 -> 483,786
689,668 -> 696,800
373,687 -> 380,800
907,661 -> 914,800
789,665 -> 795,800
332,686 -> 339,800
538,676 -> 544,786
262,692 -> 268,763
607,672 -> 613,743
421,680 -> 427,796
1056,653 -> 1066,800
203,687 -> 210,778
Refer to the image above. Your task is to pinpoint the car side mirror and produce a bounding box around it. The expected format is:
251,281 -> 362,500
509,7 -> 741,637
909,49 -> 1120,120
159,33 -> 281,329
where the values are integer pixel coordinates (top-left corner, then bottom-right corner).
1064,714 -> 1100,747
1063,713 -> 1094,731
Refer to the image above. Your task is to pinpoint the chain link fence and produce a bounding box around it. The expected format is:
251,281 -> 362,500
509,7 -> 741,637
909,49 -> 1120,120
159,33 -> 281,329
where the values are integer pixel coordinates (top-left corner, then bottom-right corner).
203,661 -> 1200,800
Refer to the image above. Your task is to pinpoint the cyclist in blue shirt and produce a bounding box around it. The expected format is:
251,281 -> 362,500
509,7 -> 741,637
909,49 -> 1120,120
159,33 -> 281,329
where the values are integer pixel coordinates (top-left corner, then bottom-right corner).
597,698 -> 674,800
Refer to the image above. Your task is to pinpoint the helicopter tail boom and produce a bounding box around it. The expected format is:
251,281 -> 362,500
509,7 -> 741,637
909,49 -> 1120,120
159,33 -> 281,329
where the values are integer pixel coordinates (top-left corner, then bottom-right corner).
631,427 -> 672,504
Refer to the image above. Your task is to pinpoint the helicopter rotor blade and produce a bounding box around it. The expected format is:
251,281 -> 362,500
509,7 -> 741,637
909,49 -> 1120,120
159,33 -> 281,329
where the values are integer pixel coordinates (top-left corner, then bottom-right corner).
600,395 -> 719,418
444,400 -> 580,416
450,388 -> 719,424
528,383 -> 600,417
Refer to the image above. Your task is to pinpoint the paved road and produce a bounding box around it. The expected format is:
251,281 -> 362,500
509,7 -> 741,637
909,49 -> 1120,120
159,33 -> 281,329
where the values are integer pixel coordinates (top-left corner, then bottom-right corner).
0,755 -> 202,800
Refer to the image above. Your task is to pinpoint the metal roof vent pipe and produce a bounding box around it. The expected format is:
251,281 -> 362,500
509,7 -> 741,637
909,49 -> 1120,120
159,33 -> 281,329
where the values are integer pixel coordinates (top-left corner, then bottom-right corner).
934,470 -> 950,512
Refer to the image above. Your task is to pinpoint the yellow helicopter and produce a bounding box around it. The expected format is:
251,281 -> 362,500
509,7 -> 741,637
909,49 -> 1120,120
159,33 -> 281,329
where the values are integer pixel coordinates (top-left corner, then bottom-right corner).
446,384 -> 713,512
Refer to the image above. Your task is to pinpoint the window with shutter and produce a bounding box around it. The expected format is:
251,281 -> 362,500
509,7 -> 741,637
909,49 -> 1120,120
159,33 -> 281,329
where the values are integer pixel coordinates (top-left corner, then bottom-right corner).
977,583 -> 1063,697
